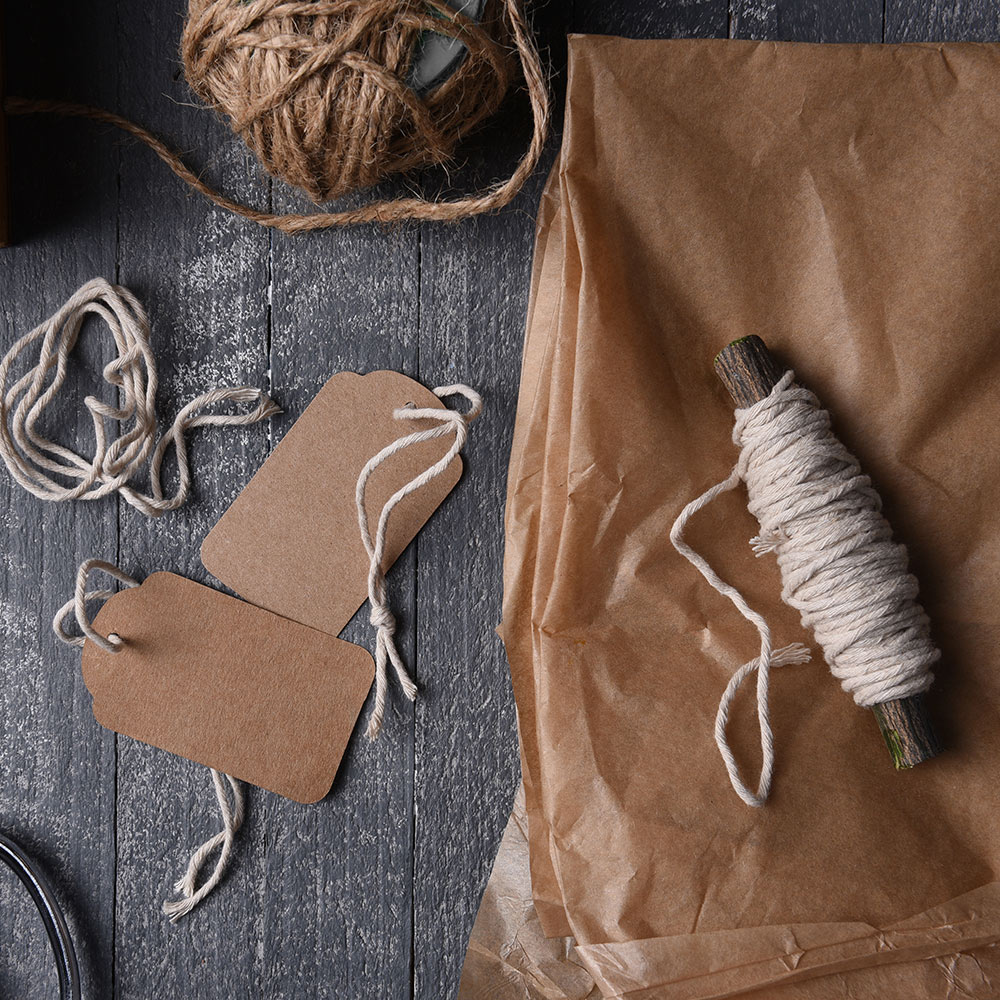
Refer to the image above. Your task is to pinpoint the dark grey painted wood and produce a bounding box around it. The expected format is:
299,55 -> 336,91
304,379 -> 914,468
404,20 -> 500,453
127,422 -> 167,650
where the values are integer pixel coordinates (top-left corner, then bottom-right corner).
264,188 -> 421,998
887,0 -> 1000,41
0,2 -> 996,999
0,3 -> 119,999
111,3 -> 272,998
729,0 -> 881,41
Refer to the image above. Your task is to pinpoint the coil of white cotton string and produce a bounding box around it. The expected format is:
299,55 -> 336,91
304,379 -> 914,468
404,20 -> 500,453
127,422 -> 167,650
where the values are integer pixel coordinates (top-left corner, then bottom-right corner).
0,277 -> 280,514
356,384 -> 482,740
670,371 -> 938,807
52,559 -> 246,921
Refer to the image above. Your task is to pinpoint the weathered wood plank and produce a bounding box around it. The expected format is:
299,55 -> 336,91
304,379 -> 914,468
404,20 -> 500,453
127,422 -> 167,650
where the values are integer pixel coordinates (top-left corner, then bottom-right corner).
111,4 -> 272,997
730,0 -> 882,40
568,0 -> 724,38
263,174 -> 421,996
887,0 -> 1000,40
412,218 -> 529,1000
0,3 -> 119,998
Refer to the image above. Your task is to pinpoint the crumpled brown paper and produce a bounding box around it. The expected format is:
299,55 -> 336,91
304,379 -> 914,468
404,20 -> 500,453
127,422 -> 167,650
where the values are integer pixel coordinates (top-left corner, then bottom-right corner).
458,784 -> 600,1000
462,36 -> 1000,999
460,784 -> 1000,1000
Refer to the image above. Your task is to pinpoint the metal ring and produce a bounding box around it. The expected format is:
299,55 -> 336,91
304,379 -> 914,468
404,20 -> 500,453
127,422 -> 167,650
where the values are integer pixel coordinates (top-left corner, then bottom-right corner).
0,833 -> 82,1000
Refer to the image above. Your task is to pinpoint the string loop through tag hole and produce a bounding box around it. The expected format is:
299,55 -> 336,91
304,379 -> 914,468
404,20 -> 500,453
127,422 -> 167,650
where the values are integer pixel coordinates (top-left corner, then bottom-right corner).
52,559 -> 139,654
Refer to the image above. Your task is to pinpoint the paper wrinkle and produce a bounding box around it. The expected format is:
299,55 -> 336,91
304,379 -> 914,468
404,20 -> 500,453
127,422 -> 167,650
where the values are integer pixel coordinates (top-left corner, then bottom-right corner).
462,35 -> 1000,1000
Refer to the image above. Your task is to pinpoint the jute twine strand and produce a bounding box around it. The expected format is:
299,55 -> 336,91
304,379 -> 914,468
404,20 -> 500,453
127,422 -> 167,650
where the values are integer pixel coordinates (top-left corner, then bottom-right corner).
53,560 -> 247,921
0,278 -> 279,516
5,0 -> 549,231
356,383 -> 482,739
671,372 -> 938,807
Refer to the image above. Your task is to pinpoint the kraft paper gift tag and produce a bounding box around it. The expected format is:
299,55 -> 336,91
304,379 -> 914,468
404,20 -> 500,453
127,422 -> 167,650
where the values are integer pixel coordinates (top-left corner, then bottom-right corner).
82,572 -> 375,803
80,370 -> 464,803
462,35 -> 1000,1000
202,369 -> 462,635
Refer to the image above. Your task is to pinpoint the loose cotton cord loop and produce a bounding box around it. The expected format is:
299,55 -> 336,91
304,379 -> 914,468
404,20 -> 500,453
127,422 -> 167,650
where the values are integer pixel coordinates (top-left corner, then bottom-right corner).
357,383 -> 482,740
0,278 -> 279,516
672,371 -> 939,806
52,558 -> 246,921
671,476 -> 811,808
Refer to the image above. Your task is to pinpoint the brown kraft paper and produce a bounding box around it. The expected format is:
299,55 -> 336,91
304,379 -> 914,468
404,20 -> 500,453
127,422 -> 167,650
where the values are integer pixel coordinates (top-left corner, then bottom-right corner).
202,369 -> 462,636
82,572 -> 375,803
490,36 -> 1000,999
458,785 -> 1000,1000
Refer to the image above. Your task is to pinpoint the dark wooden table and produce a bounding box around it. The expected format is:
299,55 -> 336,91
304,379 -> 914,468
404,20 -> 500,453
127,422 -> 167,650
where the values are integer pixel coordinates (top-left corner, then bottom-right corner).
0,1 -> 994,997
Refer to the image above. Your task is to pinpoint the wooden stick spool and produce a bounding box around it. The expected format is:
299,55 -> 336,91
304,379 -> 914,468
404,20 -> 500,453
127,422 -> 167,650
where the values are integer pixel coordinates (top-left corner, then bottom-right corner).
713,335 -> 942,770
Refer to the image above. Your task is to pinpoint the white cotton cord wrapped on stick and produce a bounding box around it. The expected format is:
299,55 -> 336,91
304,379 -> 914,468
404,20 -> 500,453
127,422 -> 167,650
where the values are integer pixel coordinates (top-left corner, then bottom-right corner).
52,559 -> 246,922
0,277 -> 280,515
356,383 -> 483,741
671,336 -> 942,807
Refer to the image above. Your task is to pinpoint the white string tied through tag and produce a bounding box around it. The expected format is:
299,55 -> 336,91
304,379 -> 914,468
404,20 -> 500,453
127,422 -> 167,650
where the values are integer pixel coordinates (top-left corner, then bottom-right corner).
53,563 -> 246,922
356,383 -> 483,741
0,277 -> 280,516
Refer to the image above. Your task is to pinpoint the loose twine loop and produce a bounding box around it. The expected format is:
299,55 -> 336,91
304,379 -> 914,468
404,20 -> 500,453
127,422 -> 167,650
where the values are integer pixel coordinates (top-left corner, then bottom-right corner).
0,277 -> 279,515
671,372 -> 938,808
357,383 -> 482,739
5,0 -> 549,231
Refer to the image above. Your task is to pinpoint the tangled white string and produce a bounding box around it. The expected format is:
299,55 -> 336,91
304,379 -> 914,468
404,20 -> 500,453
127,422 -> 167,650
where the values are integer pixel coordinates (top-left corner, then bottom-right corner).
671,371 -> 938,807
53,559 -> 245,921
356,384 -> 482,740
0,277 -> 279,515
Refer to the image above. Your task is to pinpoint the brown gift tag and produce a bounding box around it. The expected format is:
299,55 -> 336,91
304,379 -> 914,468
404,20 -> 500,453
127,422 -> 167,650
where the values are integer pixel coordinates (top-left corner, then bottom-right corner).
82,572 -> 375,803
201,370 -> 462,635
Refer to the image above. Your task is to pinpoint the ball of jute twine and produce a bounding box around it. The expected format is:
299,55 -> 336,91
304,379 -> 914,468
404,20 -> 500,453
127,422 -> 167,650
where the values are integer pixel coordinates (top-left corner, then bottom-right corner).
5,0 -> 548,232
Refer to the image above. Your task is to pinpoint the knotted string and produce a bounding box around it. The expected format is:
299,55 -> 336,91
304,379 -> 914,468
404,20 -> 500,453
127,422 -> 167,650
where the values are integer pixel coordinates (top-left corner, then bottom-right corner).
52,559 -> 246,921
672,371 -> 938,807
356,383 -> 482,740
0,277 -> 279,515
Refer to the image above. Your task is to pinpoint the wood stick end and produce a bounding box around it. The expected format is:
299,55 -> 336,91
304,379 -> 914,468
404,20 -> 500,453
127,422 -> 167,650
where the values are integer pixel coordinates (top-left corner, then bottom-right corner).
713,335 -> 758,366
870,694 -> 942,769
713,335 -> 785,408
